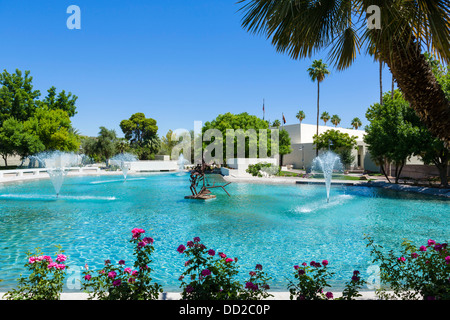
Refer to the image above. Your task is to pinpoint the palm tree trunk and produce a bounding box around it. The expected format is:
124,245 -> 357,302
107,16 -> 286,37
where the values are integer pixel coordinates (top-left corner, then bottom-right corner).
391,75 -> 395,99
380,61 -> 383,105
316,81 -> 320,156
380,39 -> 450,148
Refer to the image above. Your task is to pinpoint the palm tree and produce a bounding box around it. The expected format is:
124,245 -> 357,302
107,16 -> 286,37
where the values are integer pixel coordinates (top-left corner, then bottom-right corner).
296,110 -> 306,144
272,119 -> 281,127
320,111 -> 330,126
307,59 -> 330,155
331,114 -> 341,127
351,118 -> 362,130
239,0 -> 450,147
296,110 -> 305,123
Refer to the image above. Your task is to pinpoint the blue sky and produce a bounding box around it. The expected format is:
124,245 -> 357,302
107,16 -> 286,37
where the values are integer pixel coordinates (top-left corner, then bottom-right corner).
0,0 -> 395,138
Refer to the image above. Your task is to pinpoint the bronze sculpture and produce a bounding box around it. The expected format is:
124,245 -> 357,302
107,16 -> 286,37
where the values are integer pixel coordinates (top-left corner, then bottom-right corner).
185,158 -> 231,200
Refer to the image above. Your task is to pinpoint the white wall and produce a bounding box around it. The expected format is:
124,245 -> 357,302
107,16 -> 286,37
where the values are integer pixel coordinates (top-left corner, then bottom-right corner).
128,161 -> 178,171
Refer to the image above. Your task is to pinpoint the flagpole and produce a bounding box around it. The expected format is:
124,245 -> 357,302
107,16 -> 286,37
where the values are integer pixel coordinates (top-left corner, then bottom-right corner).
263,98 -> 265,121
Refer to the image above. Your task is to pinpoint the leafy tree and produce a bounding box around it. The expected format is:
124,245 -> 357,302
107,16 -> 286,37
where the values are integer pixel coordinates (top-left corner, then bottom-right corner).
0,69 -> 40,125
202,112 -> 284,163
0,118 -> 43,166
96,127 -> 118,162
41,86 -> 78,118
24,107 -> 80,152
320,111 -> 330,126
330,114 -> 341,127
278,129 -> 292,166
239,0 -> 450,147
364,91 -> 419,183
159,129 -> 178,157
307,59 -> 330,155
0,69 -> 80,164
120,113 -> 160,160
351,118 -> 362,130
313,129 -> 357,169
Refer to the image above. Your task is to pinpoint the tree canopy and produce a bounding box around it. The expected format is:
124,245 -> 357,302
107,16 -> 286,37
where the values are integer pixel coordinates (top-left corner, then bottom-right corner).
0,69 -> 80,165
120,112 -> 160,160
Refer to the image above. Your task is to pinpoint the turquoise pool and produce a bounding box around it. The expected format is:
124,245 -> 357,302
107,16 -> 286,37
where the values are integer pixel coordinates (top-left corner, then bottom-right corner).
0,173 -> 448,292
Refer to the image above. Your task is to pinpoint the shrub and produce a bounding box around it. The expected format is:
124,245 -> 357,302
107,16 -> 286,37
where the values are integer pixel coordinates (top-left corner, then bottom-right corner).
3,246 -> 68,300
365,235 -> 450,300
246,162 -> 279,177
287,260 -> 335,300
81,228 -> 163,300
177,237 -> 272,300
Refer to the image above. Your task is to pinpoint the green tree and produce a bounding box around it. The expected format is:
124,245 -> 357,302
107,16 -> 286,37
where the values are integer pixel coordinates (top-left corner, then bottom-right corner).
96,127 -> 117,163
313,129 -> 357,169
278,129 -> 292,166
202,112 -> 284,163
0,69 -> 40,125
24,107 -> 80,152
330,115 -> 341,127
41,86 -> 78,118
307,60 -> 330,155
159,129 -> 178,157
0,69 -> 80,164
364,91 -> 419,183
0,118 -> 43,166
120,113 -> 160,160
239,0 -> 450,147
320,111 -> 330,126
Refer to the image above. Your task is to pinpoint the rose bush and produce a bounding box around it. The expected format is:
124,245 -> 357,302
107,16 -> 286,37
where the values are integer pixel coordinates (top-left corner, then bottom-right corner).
3,246 -> 68,300
81,228 -> 163,300
177,237 -> 272,300
366,235 -> 450,300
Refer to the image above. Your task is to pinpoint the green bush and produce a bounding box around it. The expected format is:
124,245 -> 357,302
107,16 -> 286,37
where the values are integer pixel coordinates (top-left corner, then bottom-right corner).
81,228 -> 163,300
3,246 -> 68,300
177,237 -> 272,300
366,235 -> 450,300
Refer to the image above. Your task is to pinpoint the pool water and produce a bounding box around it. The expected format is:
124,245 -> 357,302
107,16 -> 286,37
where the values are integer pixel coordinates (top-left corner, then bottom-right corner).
0,173 -> 448,292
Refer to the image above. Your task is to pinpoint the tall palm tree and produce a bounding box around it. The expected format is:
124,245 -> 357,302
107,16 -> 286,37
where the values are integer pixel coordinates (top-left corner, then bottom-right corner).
320,111 -> 330,126
239,0 -> 450,147
351,118 -> 362,130
307,59 -> 330,155
331,114 -> 341,127
296,110 -> 306,144
272,119 -> 281,127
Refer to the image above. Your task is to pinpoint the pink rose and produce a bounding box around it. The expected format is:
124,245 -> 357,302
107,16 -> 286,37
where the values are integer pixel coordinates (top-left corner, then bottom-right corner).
132,228 -> 145,238
56,254 -> 66,262
84,274 -> 92,281
322,260 -> 329,266
108,271 -> 117,279
225,258 -> 234,263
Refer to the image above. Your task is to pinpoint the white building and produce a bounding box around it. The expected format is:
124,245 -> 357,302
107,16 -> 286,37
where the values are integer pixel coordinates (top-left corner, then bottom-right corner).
279,123 -> 379,172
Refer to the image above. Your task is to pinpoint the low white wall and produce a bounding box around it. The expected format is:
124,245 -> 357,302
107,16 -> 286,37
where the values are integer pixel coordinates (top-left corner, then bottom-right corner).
128,161 -> 178,172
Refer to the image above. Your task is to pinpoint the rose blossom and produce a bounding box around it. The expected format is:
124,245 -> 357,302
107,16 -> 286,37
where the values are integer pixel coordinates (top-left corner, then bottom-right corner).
177,244 -> 186,254
56,254 -> 67,262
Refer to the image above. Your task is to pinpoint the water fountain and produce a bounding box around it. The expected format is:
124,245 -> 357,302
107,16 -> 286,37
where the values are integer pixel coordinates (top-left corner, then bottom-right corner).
311,151 -> 343,202
110,153 -> 138,180
29,151 -> 83,197
177,153 -> 189,172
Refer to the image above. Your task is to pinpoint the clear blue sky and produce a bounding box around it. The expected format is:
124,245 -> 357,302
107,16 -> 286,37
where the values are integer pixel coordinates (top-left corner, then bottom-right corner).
0,0 -> 395,138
